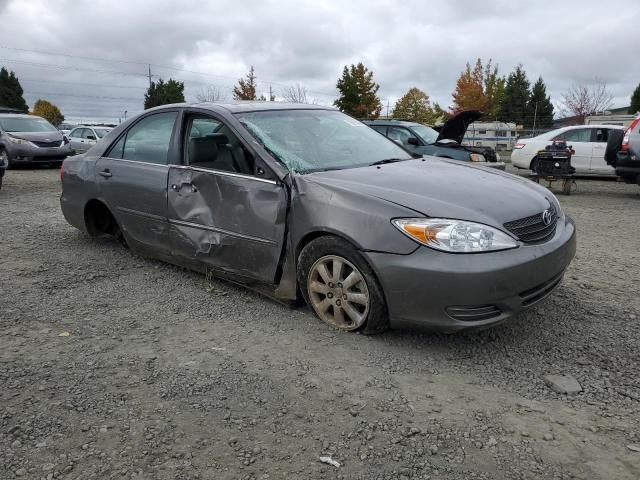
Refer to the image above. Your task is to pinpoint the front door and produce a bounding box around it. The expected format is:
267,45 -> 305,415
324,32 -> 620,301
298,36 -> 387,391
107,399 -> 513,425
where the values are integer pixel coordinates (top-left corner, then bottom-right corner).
95,111 -> 179,256
387,126 -> 420,154
555,128 -> 592,173
167,112 -> 287,284
590,127 -> 616,175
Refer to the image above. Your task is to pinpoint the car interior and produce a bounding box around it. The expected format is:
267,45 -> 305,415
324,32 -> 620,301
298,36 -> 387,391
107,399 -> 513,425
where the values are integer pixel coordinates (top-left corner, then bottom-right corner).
186,116 -> 255,175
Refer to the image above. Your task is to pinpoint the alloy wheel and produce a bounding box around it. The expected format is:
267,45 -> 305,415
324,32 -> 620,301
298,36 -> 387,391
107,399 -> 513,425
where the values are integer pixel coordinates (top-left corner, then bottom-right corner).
307,255 -> 370,330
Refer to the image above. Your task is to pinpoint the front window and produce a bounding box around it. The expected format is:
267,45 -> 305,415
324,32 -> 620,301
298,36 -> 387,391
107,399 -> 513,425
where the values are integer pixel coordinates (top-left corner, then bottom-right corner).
0,116 -> 58,133
237,110 -> 411,173
410,125 -> 439,145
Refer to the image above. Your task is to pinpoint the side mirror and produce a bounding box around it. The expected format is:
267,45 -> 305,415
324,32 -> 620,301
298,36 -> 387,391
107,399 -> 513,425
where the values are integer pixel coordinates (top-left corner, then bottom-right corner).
407,137 -> 420,146
86,135 -> 96,140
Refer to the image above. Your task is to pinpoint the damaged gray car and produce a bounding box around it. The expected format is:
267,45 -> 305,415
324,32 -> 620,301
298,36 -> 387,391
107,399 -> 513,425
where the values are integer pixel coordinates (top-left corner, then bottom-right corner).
60,102 -> 576,333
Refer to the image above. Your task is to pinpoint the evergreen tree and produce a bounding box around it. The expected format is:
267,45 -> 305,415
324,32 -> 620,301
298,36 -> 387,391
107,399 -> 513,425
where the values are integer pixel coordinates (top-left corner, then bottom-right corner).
451,59 -> 489,113
484,60 -> 506,119
32,99 -> 64,126
393,87 -> 442,124
527,77 -> 554,128
334,63 -> 382,119
144,78 -> 185,109
233,66 -> 258,100
630,82 -> 640,114
498,65 -> 530,125
0,67 -> 28,112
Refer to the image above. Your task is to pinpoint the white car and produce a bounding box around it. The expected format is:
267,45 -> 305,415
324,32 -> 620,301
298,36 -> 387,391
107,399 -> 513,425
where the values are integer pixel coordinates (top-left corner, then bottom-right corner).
67,126 -> 113,154
511,125 -> 626,175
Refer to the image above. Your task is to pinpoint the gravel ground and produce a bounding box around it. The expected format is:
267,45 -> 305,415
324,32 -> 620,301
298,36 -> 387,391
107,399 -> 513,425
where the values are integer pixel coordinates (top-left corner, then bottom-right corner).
1,167 -> 639,480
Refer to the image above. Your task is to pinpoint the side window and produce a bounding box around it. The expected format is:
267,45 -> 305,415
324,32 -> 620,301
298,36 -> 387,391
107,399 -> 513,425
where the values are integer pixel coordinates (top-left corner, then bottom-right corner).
370,125 -> 387,135
592,128 -> 609,143
106,112 -> 177,165
83,129 -> 96,140
554,128 -> 591,143
387,126 -> 413,145
185,115 -> 256,175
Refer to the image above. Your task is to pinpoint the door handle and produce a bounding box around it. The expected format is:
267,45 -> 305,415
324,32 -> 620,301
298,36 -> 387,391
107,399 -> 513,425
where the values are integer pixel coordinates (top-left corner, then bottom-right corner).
171,181 -> 197,192
98,169 -> 112,178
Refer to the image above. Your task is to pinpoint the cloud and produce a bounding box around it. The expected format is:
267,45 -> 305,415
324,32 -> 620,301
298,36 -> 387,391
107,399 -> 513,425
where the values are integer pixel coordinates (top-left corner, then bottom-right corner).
0,0 -> 637,121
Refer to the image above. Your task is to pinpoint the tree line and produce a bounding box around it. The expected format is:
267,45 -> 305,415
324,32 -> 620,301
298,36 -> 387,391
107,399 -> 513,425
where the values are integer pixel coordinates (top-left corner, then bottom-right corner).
2,62 -> 640,128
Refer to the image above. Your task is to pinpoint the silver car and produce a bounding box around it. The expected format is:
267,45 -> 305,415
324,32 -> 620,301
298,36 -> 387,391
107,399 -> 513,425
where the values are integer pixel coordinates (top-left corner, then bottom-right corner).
67,126 -> 113,154
60,102 -> 576,334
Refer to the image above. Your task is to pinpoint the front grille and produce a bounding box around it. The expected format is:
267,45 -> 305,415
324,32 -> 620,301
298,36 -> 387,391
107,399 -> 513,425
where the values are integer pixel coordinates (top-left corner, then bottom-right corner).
504,204 -> 558,243
519,273 -> 564,307
32,140 -> 62,148
446,305 -> 502,322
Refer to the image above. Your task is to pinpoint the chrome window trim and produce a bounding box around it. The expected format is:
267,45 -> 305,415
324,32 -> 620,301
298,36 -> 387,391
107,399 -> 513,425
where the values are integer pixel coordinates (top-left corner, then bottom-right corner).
99,156 -> 170,168
172,164 -> 277,185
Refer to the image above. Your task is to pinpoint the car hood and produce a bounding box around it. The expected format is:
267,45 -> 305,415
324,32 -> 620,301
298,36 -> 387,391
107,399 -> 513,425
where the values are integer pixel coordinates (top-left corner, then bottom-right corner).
436,110 -> 482,144
303,158 -> 555,229
6,131 -> 64,142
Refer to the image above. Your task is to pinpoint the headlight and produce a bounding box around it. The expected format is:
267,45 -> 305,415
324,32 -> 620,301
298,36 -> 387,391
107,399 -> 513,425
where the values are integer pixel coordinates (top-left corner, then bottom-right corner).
469,153 -> 485,162
392,218 -> 518,253
6,134 -> 32,145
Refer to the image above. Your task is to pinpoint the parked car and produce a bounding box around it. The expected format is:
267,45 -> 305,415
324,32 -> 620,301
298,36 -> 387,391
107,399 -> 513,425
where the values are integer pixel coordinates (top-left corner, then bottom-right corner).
58,122 -> 77,136
60,102 -> 575,333
0,114 -> 74,168
0,148 -> 5,189
67,126 -> 113,154
364,111 -> 506,170
605,113 -> 640,185
511,124 -> 625,175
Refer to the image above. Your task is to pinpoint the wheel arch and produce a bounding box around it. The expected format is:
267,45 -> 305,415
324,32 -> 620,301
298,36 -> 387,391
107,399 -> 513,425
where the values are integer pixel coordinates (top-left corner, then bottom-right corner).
83,198 -> 120,237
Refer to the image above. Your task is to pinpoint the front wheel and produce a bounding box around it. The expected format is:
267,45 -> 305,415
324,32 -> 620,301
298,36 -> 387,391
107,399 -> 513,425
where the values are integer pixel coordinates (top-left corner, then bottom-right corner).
298,236 -> 389,334
0,149 -> 10,170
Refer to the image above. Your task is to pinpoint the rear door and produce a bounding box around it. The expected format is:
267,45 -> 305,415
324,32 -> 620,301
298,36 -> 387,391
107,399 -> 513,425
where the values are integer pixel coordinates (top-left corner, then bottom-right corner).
167,110 -> 288,283
95,110 -> 179,256
589,127 -> 616,175
554,128 -> 592,173
68,128 -> 86,152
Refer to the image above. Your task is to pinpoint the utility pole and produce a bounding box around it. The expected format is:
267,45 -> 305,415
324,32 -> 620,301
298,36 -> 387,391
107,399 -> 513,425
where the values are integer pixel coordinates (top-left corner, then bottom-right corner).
124,110 -> 128,121
386,99 -> 390,118
269,85 -> 273,101
532,101 -> 538,135
148,64 -> 152,88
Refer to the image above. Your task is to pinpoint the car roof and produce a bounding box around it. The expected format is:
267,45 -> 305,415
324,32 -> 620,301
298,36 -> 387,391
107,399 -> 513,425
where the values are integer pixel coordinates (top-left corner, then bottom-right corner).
364,119 -> 423,127
560,124 -> 625,130
191,101 -> 335,113
0,113 -> 36,118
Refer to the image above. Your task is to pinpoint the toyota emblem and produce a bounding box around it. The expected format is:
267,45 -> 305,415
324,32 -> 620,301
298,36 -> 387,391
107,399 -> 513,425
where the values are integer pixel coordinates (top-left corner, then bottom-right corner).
542,209 -> 553,226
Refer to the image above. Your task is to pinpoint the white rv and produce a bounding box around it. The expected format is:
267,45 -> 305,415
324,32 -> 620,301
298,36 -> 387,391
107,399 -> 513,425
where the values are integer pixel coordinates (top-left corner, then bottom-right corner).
462,121 -> 518,151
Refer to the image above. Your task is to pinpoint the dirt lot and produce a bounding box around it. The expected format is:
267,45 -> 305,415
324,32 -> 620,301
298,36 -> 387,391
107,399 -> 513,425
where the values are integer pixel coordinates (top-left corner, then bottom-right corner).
1,167 -> 640,480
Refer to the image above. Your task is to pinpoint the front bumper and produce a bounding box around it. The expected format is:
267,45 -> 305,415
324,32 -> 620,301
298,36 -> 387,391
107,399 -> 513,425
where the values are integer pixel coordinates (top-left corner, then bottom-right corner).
486,161 -> 506,170
363,216 -> 576,331
5,143 -> 74,164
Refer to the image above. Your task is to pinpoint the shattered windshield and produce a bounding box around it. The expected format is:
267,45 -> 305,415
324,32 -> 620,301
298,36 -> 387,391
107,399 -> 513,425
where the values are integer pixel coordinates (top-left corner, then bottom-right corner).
237,109 -> 411,173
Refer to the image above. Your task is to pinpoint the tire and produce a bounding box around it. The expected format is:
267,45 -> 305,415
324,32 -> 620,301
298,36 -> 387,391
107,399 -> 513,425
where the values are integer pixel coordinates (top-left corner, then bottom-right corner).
605,129 -> 625,167
297,236 -> 389,334
529,156 -> 539,172
562,179 -> 572,195
0,148 -> 11,170
0,175 -> 3,190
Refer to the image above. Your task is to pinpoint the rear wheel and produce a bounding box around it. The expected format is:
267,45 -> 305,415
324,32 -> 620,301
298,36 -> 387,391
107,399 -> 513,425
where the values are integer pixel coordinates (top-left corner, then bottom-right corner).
298,236 -> 389,334
562,179 -> 572,195
0,149 -> 11,170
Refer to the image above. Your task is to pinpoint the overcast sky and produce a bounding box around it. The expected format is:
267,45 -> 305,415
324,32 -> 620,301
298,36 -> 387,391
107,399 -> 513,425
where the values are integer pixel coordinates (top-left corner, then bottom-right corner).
1,0 -> 638,123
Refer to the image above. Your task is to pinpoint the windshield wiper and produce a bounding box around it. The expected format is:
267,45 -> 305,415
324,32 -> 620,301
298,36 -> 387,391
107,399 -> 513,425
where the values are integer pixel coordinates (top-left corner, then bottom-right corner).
369,157 -> 410,166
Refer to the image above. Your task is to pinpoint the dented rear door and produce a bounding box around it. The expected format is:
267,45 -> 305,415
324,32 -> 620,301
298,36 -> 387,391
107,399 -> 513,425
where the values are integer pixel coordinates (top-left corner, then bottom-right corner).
167,166 -> 288,283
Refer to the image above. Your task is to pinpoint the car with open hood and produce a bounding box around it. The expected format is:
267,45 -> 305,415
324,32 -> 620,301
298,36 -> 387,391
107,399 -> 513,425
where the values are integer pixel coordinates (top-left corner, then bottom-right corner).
0,114 -> 74,168
60,102 -> 575,333
364,111 -> 505,170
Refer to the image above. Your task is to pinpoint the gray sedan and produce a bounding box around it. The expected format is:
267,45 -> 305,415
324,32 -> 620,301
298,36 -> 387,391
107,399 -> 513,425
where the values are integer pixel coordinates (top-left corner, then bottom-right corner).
60,102 -> 576,333
67,126 -> 112,154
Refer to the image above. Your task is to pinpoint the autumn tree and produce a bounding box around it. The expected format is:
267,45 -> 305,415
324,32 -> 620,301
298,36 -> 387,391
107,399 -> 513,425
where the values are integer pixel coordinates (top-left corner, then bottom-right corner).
334,63 -> 382,119
32,99 -> 64,126
451,59 -> 489,113
559,79 -> 614,124
527,77 -> 554,129
498,65 -> 531,125
630,82 -> 640,114
233,66 -> 258,100
392,87 -> 444,124
0,67 -> 28,112
144,78 -> 185,109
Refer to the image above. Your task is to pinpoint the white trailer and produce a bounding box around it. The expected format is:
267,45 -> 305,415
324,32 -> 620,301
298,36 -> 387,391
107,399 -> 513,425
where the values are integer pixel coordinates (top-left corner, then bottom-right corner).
462,121 -> 518,151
